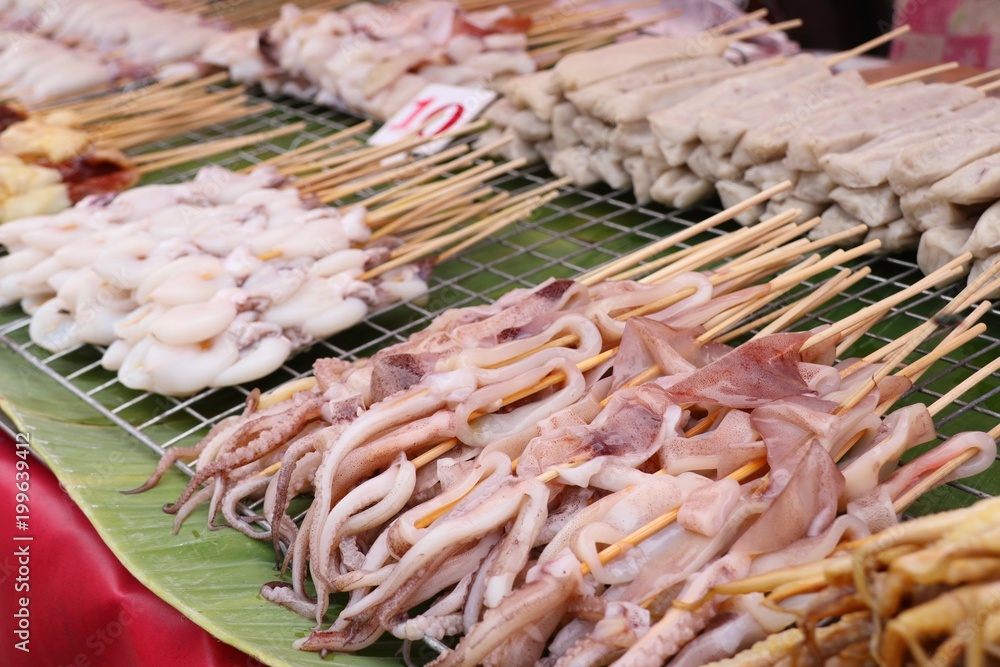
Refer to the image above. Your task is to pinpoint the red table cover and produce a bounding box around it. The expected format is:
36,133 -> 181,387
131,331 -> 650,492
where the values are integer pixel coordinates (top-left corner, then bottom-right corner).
1,434 -> 257,667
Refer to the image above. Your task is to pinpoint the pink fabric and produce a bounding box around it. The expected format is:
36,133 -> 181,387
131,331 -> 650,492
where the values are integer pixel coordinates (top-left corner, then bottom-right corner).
891,0 -> 1000,67
0,435 -> 255,667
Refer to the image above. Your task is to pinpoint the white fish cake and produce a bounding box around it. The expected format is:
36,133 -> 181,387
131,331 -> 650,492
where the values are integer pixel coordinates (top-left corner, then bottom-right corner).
931,152 -> 1000,205
919,225 -> 974,275
830,185 -> 900,228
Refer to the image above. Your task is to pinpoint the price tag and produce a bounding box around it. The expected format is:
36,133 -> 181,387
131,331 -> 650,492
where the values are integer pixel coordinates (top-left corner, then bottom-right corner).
369,84 -> 497,155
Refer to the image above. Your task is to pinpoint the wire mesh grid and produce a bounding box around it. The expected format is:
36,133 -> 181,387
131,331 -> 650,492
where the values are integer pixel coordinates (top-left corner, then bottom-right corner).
2,91 -> 1000,518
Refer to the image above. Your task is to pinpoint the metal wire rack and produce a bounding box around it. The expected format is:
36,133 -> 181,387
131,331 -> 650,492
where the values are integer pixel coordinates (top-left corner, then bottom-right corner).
1,89 -> 999,662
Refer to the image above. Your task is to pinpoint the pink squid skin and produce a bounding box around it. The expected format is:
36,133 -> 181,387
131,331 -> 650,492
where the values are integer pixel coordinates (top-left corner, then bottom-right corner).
612,554 -> 752,667
661,332 -> 814,409
339,477 -> 550,622
454,354 -> 588,450
311,453 -> 417,622
444,279 -> 591,348
874,431 -> 998,510
307,371 -> 476,612
665,284 -> 770,330
429,550 -> 587,667
610,317 -> 723,390
733,443 -> 846,557
388,451 -> 515,556
665,611 -> 769,667
659,410 -> 765,478
456,312 -> 603,373
839,403 -> 937,502
585,273 -> 714,344
552,601 -> 650,667
517,382 -> 685,480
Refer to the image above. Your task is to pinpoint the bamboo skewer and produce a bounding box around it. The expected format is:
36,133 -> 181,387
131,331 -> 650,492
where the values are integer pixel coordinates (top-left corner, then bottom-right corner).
308,156 -> 432,200
434,193 -> 556,263
395,180 -> 538,245
706,8 -> 769,36
869,62 -> 960,89
252,122 -> 373,170
707,241 -> 880,296
957,69 -> 1000,86
839,256 -> 1000,364
359,136 -> 516,212
296,143 -> 467,191
396,193 -> 542,262
826,306 -> 997,468
823,25 -> 910,67
135,123 -> 307,174
527,1 -> 661,44
528,1 -> 659,37
293,120 -> 488,185
803,254 -> 973,352
26,76 -> 271,160
366,159 -> 528,226
361,194 -> 550,281
734,267 -> 873,342
978,78 -> 1000,94
315,143 -> 494,205
394,189 -> 504,244
926,351 -> 1000,419
54,73 -> 230,122
859,282 -> 997,379
631,211 -> 805,285
530,10 -> 683,60
581,182 -> 794,286
721,19 -> 805,45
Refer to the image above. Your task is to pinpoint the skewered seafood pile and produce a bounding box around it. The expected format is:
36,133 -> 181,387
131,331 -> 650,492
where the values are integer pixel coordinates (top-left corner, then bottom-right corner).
0,104 -> 136,221
0,0 -> 227,104
0,76 -> 285,223
131,191 -> 1000,664
200,0 -> 682,121
0,126 -> 562,395
483,25 -> 1000,290
702,491 -> 1000,666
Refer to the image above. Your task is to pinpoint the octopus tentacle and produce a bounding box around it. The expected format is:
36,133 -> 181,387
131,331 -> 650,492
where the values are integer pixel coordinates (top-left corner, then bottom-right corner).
164,398 -> 323,514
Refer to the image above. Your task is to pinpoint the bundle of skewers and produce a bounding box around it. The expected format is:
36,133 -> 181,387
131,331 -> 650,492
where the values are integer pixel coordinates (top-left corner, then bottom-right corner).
482,19 -> 1000,291
200,0 -> 696,121
0,123 -> 565,395
701,489 -> 1000,666
0,0 -> 228,103
0,74 -> 295,222
127,185 -> 1000,664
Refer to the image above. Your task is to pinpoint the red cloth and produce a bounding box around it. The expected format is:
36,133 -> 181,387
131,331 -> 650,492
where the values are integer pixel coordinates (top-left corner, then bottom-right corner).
1,434 -> 256,667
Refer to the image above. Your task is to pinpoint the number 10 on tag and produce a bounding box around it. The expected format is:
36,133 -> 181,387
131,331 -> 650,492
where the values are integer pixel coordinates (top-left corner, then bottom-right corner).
369,84 -> 497,156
